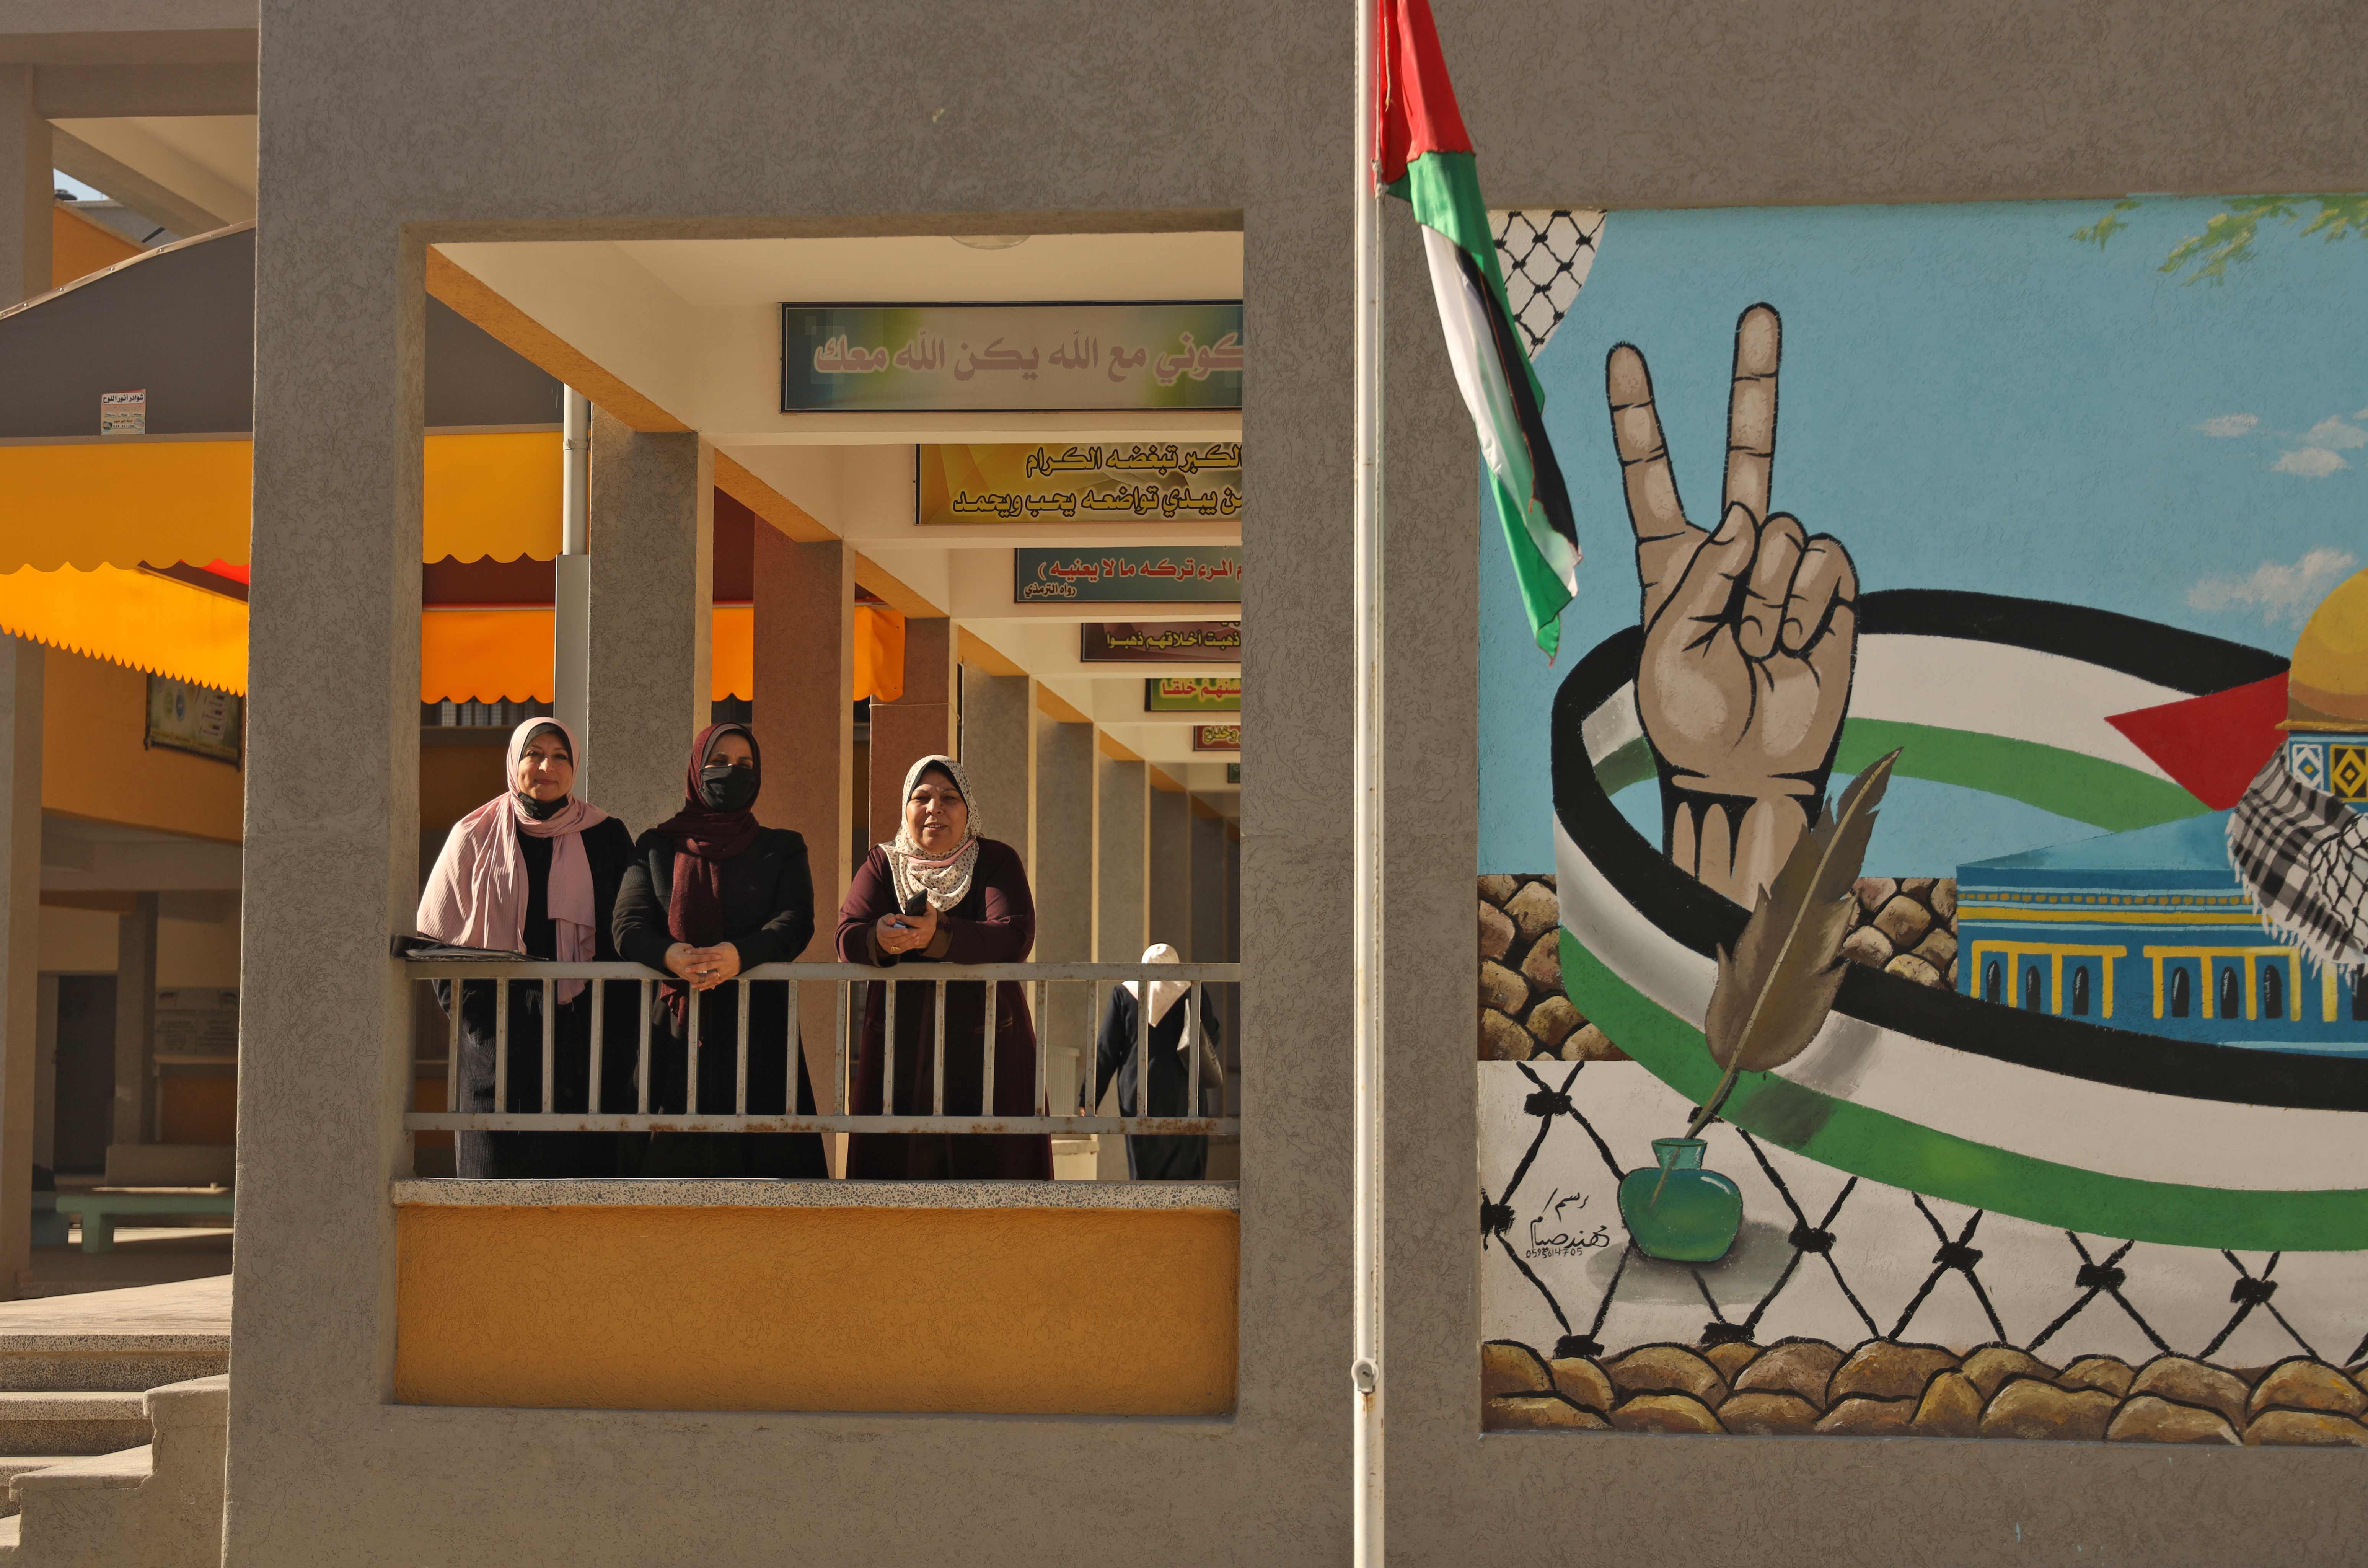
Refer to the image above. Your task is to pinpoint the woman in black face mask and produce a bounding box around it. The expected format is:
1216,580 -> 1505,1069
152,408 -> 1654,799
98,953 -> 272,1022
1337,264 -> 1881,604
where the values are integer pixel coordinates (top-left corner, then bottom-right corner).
612,723 -> 825,1177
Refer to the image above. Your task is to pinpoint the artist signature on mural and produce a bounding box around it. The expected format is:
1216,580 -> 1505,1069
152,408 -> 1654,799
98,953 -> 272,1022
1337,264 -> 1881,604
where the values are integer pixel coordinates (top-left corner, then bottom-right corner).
1524,1188 -> 1613,1259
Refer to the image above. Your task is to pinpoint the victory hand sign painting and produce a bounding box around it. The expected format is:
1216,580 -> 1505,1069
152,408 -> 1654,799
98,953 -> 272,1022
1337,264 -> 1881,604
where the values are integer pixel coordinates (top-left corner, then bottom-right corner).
1476,197 -> 2368,1444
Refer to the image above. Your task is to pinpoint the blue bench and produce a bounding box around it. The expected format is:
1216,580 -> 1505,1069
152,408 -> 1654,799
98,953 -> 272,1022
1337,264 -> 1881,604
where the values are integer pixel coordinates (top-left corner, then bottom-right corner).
32,1191 -> 234,1253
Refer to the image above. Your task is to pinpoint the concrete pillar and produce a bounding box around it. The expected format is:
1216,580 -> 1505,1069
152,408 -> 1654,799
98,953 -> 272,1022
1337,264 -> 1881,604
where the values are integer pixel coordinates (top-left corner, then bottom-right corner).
0,68 -> 49,303
32,973 -> 55,1173
230,226 -> 426,1505
111,893 -> 158,1150
868,618 -> 954,852
1189,799 -> 1229,965
1090,750 -> 1147,1175
957,666 -> 1033,874
751,525 -> 851,1112
0,637 -> 39,1296
585,408 -> 711,833
1032,708 -> 1094,1114
1146,785 -> 1192,954
1094,751 -> 1146,965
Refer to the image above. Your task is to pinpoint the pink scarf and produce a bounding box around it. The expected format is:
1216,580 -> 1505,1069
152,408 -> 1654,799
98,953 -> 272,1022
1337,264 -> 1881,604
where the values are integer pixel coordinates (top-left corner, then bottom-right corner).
416,718 -> 610,1001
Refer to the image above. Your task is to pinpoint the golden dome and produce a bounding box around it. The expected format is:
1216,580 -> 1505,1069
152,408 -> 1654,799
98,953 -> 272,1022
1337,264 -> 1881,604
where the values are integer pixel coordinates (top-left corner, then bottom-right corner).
2290,564 -> 2368,727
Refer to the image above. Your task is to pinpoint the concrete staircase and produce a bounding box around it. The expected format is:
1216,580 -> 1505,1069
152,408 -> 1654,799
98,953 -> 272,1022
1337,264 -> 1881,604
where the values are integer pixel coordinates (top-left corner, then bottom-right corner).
0,1376 -> 227,1566
0,1278 -> 235,1564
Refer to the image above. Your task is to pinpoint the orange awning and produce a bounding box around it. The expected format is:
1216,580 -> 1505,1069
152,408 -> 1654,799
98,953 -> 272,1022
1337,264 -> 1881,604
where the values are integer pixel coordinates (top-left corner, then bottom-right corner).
0,432 -> 562,569
0,567 -> 904,703
0,565 -> 245,690
425,605 -> 905,704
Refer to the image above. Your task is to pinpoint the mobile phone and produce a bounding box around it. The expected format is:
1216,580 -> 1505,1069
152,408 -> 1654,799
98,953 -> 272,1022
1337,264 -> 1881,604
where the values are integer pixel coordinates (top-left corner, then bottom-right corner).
902,891 -> 929,918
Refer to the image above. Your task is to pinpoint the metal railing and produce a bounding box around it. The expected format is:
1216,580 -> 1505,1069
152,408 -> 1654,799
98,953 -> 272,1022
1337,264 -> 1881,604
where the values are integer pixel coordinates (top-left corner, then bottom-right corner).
400,953 -> 1240,1139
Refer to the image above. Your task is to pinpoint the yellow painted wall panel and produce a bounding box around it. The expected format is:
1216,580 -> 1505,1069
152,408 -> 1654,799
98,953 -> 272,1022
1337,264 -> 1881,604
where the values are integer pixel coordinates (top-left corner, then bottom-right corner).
394,1203 -> 1239,1415
41,649 -> 243,842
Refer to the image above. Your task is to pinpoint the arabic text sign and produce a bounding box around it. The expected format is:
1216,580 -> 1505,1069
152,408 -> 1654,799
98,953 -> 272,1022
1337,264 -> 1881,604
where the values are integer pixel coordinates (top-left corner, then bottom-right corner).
1145,676 -> 1242,712
1017,547 -> 1240,605
783,303 -> 1242,412
145,675 -> 240,765
1193,724 -> 1242,752
918,443 -> 1242,525
1079,623 -> 1240,664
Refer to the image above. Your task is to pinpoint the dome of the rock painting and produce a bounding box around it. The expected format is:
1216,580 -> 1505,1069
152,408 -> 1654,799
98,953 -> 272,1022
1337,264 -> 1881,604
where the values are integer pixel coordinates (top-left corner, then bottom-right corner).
2289,564 -> 2368,728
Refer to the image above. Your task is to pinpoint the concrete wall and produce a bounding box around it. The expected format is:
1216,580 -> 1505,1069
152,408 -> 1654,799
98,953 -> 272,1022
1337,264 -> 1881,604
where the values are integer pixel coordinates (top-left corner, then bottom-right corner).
228,0 -> 2368,1562
233,4 -> 1345,1562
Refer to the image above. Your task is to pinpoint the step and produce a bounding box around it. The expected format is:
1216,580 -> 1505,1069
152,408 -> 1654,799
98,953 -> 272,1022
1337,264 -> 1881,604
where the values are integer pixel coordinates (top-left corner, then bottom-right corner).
0,1462 -> 79,1520
8,1447 -> 151,1560
0,1349 -> 227,1394
0,1277 -> 230,1392
0,1394 -> 147,1457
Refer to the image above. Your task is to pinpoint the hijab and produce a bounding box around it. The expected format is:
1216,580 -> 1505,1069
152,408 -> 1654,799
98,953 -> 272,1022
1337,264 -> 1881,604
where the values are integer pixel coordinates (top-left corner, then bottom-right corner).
880,753 -> 982,912
649,723 -> 763,949
1123,942 -> 1192,1034
416,718 -> 610,1001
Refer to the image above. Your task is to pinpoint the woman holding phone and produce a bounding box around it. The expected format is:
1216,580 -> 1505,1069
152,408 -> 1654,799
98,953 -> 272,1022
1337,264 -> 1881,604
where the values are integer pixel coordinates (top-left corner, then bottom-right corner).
838,755 -> 1050,1179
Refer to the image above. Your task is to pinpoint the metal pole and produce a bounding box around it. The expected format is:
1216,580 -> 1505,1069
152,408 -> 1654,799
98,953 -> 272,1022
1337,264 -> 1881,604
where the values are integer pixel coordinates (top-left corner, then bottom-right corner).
1351,0 -> 1387,1558
553,386 -> 593,777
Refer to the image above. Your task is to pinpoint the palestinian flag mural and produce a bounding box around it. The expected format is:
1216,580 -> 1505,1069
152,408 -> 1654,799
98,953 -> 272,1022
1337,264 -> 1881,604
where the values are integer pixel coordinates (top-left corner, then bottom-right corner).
1374,0 -> 1580,656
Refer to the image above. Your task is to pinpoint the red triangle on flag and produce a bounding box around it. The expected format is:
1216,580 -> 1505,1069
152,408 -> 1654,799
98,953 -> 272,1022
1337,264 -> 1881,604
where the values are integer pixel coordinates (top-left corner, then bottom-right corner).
2105,673 -> 2290,810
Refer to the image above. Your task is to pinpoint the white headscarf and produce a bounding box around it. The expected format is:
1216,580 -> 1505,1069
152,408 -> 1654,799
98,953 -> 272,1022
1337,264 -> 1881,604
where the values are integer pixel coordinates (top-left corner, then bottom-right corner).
1123,942 -> 1191,1036
881,753 -> 983,911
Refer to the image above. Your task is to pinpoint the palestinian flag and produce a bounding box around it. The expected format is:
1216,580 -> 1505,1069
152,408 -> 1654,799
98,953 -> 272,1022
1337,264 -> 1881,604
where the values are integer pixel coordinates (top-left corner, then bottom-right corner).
1375,0 -> 1579,655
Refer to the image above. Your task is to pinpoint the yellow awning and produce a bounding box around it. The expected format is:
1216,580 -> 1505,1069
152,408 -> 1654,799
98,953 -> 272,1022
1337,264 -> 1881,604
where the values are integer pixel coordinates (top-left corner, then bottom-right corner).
0,432 -> 562,569
0,565 -> 246,691
0,567 -> 905,704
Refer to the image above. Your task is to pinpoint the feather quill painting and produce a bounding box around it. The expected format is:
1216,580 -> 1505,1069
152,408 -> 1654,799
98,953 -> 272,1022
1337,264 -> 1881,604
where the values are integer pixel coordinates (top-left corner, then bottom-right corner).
1685,748 -> 1901,1140
1618,750 -> 1900,1260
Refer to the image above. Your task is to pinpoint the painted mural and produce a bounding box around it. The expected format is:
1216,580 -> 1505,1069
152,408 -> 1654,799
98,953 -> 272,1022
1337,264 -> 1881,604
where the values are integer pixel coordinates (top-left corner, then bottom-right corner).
1478,197 -> 2368,1444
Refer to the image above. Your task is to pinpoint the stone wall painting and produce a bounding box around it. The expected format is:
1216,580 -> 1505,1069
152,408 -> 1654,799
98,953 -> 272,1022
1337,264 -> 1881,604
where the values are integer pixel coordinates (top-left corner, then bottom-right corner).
1478,198 -> 2368,1444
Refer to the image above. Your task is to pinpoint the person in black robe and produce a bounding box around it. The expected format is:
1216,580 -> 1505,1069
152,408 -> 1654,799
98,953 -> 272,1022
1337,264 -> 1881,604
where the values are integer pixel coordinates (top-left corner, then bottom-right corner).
612,722 -> 826,1178
1093,944 -> 1226,1180
416,717 -> 637,1178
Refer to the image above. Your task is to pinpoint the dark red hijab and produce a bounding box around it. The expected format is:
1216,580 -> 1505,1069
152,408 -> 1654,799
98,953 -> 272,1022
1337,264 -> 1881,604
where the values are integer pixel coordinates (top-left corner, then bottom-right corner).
650,722 -> 763,947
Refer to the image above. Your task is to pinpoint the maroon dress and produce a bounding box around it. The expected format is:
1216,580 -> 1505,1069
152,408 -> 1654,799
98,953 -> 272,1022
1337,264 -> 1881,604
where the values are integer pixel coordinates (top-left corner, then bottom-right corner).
838,838 -> 1053,1180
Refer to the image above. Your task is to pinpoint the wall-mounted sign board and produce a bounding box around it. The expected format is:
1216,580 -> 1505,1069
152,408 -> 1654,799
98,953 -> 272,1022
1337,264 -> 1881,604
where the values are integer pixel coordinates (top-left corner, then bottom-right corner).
917,443 -> 1241,525
146,675 -> 241,765
1079,622 -> 1240,663
1146,677 -> 1242,712
100,389 -> 145,436
1016,547 -> 1240,605
782,303 -> 1242,413
1193,724 -> 1242,752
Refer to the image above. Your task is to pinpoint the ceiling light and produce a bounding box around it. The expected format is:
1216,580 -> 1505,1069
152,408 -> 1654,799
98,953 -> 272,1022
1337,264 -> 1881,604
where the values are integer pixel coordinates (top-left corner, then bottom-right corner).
952,234 -> 1030,251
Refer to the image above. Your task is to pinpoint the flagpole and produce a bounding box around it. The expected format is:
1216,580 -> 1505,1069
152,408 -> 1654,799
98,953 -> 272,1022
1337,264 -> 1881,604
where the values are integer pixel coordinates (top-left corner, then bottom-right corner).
1350,0 -> 1386,1562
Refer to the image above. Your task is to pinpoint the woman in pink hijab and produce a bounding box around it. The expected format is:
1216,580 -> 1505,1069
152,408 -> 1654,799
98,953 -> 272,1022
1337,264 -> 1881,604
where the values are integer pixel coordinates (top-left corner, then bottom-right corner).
417,717 -> 637,1177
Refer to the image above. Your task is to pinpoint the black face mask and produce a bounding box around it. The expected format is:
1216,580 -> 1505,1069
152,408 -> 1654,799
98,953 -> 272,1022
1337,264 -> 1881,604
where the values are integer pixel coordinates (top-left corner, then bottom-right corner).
700,763 -> 759,813
515,791 -> 566,821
